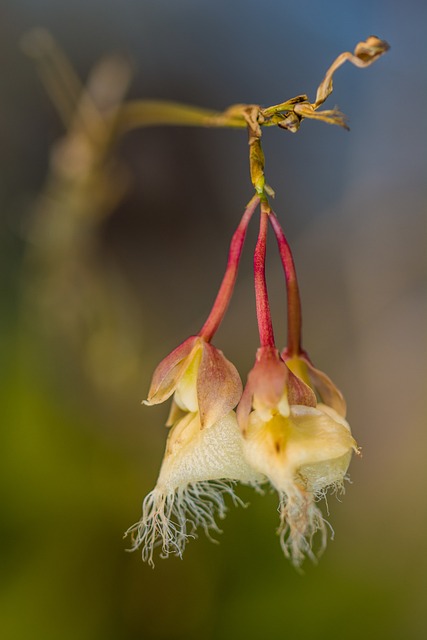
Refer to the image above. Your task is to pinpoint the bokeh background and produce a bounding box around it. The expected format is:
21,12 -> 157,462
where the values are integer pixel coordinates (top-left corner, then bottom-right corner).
1,1 -> 426,639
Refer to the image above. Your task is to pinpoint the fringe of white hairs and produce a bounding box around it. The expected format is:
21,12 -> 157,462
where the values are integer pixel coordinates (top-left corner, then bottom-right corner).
124,480 -> 246,567
125,475 -> 349,567
277,484 -> 338,568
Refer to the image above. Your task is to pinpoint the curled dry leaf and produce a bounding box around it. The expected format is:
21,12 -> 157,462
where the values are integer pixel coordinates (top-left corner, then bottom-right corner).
314,35 -> 390,108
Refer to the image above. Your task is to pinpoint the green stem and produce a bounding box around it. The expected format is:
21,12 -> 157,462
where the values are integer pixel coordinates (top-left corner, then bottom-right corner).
111,100 -> 247,136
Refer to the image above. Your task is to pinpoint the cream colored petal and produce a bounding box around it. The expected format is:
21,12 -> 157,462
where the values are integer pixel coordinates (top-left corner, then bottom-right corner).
127,410 -> 264,565
284,405 -> 356,469
299,449 -> 353,495
315,403 -> 351,431
157,411 -> 263,492
173,344 -> 203,412
242,405 -> 356,492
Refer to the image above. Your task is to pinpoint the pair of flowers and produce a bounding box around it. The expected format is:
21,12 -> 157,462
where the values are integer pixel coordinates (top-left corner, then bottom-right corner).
126,196 -> 358,567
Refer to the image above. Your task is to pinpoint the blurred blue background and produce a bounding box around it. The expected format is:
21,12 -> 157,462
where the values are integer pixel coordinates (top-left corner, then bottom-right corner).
1,1 -> 426,639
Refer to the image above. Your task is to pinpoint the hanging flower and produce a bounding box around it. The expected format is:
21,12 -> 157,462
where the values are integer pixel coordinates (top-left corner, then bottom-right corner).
126,37 -> 390,565
237,344 -> 357,566
235,207 -> 358,566
242,398 -> 357,566
126,335 -> 261,567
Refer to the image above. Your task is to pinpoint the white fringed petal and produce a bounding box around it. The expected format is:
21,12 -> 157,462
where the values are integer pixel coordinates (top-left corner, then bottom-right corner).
126,411 -> 262,566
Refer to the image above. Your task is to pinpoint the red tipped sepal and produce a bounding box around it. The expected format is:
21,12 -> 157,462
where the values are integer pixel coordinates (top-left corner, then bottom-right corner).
237,346 -> 316,433
144,336 -> 242,429
282,348 -> 347,418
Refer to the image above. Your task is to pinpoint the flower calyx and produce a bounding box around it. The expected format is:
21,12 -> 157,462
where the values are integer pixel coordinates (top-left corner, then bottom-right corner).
282,348 -> 347,418
144,335 -> 242,429
237,346 -> 316,433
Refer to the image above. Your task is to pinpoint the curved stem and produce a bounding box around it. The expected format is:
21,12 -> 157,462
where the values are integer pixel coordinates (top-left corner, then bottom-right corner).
254,205 -> 275,348
199,195 -> 260,341
269,210 -> 302,356
111,100 -> 247,136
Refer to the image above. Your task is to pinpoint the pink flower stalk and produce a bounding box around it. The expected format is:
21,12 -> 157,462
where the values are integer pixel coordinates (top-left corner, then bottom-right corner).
238,201 -> 316,433
199,195 -> 260,342
254,206 -> 275,348
268,210 -> 302,357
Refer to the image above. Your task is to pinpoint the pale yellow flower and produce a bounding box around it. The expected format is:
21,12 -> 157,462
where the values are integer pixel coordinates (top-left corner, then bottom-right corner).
126,336 -> 261,566
243,402 -> 357,566
238,346 -> 358,566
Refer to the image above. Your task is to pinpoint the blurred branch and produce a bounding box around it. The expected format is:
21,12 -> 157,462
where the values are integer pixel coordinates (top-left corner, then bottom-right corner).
21,28 -> 103,135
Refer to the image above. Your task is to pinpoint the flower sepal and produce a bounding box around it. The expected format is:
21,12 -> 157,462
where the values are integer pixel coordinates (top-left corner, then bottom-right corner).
282,348 -> 347,418
144,336 -> 199,406
237,346 -> 316,432
145,336 -> 243,428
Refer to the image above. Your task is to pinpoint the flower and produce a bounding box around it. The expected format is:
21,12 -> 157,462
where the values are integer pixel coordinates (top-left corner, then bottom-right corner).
126,335 -> 262,566
238,346 -> 358,567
